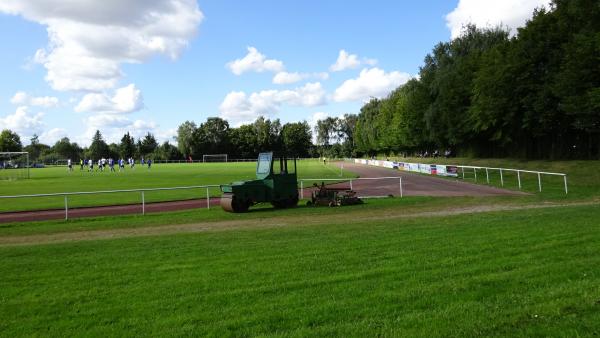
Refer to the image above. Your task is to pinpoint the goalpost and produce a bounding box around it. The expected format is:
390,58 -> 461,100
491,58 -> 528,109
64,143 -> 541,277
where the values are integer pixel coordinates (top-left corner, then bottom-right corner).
0,152 -> 30,180
202,154 -> 228,163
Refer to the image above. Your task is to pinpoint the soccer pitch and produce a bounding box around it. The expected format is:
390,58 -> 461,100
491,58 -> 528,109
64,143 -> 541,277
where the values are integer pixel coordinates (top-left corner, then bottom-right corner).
0,160 -> 356,212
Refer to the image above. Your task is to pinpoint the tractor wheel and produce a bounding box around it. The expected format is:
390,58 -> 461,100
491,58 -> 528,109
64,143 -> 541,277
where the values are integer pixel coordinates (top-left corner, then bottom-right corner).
271,199 -> 286,209
221,194 -> 250,213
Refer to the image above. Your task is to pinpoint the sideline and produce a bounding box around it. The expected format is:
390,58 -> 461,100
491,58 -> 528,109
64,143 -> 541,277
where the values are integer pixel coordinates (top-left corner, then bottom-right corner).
0,201 -> 596,247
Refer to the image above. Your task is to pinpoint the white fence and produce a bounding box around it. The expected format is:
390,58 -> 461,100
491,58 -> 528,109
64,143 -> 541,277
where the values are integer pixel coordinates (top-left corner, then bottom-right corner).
0,185 -> 220,220
353,159 -> 568,194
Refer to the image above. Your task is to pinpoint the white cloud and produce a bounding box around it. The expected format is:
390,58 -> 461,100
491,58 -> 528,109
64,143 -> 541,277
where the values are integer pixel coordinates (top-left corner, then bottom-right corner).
0,106 -> 45,137
227,47 -> 284,75
446,0 -> 551,39
10,91 -> 59,108
219,82 -> 327,125
39,128 -> 68,144
333,68 -> 411,102
329,50 -> 378,72
75,84 -> 144,114
0,0 -> 203,92
80,113 -> 172,145
272,71 -> 329,85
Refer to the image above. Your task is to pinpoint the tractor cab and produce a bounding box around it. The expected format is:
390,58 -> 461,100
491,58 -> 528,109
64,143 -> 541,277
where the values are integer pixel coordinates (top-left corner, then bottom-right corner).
220,152 -> 299,212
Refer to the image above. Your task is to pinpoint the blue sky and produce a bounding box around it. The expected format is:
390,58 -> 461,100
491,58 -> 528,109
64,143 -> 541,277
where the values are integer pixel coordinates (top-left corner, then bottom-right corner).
0,0 -> 549,146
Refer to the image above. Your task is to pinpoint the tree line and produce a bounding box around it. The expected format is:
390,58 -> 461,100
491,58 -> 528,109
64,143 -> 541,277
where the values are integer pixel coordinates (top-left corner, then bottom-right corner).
355,0 -> 599,159
0,129 -> 180,163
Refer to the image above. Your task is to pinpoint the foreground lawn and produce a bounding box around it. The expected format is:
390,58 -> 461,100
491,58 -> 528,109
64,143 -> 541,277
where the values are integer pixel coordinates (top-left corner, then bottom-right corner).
0,160 -> 354,212
1,204 -> 599,336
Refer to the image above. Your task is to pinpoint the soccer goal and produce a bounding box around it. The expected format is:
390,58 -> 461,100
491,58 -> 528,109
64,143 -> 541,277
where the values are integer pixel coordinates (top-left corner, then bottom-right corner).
0,152 -> 30,180
202,154 -> 228,162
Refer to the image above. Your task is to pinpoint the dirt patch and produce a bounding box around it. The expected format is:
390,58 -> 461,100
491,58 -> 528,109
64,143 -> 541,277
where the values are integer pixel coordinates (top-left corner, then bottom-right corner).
1,201 -> 595,247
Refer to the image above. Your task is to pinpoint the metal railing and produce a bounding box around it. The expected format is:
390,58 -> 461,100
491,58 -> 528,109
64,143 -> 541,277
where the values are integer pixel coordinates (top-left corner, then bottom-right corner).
299,177 -> 403,199
0,185 -> 220,220
454,165 -> 567,194
354,159 -> 568,194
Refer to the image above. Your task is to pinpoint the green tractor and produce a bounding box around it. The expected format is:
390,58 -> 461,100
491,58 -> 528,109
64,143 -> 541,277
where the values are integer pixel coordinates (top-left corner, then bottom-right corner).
220,152 -> 299,212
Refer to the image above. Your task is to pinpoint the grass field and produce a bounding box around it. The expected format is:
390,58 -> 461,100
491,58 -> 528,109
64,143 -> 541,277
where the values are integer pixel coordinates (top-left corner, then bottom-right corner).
1,201 -> 599,336
1,159 -> 599,336
0,160 -> 355,212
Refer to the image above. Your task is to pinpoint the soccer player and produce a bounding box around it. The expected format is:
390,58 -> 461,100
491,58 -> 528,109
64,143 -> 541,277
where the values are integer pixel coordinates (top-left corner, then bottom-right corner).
88,159 -> 94,172
80,159 -> 84,171
119,158 -> 125,171
147,158 -> 152,169
67,158 -> 73,172
109,158 -> 115,172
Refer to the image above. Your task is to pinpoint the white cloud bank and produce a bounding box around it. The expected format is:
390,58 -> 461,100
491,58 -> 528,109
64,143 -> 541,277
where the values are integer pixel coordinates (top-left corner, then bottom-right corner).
0,106 -> 45,137
333,68 -> 411,102
227,47 -> 284,75
75,84 -> 144,114
272,71 -> 329,85
219,82 -> 327,126
10,91 -> 59,108
329,50 -> 377,72
446,0 -> 551,39
81,114 -> 175,145
0,0 -> 203,92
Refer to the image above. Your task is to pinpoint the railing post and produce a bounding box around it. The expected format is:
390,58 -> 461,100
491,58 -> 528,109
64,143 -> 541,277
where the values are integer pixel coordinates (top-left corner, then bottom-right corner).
517,171 -> 521,189
462,167 -> 465,179
300,180 -> 304,199
563,175 -> 568,194
538,173 -> 542,192
340,163 -> 343,177
64,195 -> 68,220
350,179 -> 353,191
399,177 -> 403,198
500,169 -> 504,187
206,187 -> 210,209
141,191 -> 145,215
473,168 -> 477,182
485,168 -> 489,184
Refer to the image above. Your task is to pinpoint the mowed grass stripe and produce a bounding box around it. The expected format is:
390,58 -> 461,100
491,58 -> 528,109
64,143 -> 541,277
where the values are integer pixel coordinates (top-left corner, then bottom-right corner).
1,205 -> 598,336
0,161 -> 356,212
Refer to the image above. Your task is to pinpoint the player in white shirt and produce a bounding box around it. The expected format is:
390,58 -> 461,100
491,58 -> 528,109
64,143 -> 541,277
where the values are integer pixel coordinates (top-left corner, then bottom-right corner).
67,158 -> 73,172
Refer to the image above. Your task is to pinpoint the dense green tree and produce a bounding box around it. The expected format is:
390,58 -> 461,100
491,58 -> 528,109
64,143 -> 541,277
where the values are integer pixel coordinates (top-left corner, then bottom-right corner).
87,130 -> 109,159
119,132 -> 136,158
52,137 -> 81,160
139,132 -> 158,156
201,117 -> 229,154
0,129 -> 22,152
282,121 -> 312,157
176,121 -> 197,157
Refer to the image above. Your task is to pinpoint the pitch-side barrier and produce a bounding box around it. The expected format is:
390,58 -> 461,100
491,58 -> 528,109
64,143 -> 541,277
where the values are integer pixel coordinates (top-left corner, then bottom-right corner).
352,159 -> 568,194
0,185 -> 220,220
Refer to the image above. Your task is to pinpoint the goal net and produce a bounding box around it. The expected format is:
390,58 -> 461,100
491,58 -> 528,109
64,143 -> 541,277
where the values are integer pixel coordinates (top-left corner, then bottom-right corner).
0,152 -> 30,180
202,154 -> 228,162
